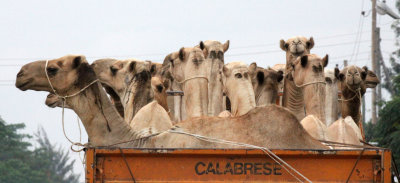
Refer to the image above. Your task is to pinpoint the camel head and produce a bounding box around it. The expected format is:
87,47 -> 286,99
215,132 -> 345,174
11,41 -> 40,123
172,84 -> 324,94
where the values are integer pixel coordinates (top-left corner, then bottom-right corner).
198,40 -> 229,62
271,64 -> 286,92
249,62 -> 283,105
335,65 -> 368,93
288,54 -> 328,85
222,62 -> 256,116
167,47 -> 209,118
16,55 -> 96,96
365,70 -> 380,88
280,36 -> 314,57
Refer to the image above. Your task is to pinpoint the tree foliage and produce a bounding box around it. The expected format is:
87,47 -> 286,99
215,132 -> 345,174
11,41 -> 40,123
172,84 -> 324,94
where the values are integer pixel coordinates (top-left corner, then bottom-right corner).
0,117 -> 80,183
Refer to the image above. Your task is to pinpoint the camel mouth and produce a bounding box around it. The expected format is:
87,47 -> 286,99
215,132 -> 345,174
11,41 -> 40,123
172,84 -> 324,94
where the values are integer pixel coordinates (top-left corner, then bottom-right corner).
15,78 -> 33,91
46,101 -> 58,108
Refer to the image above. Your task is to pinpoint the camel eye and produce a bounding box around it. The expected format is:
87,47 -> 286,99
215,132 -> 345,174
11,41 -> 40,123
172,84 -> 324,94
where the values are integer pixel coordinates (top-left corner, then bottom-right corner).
110,66 -> 118,76
46,67 -> 58,76
235,73 -> 242,78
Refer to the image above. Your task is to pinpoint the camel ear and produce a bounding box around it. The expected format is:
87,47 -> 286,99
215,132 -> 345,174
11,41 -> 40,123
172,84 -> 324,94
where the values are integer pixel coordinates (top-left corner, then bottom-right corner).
361,66 -> 368,80
256,71 -> 265,84
335,67 -> 344,81
223,40 -> 230,52
129,61 -> 136,72
307,37 -> 315,50
300,55 -> 308,67
72,56 -> 82,69
179,47 -> 185,61
280,39 -> 287,51
222,65 -> 231,76
322,54 -> 329,67
249,62 -> 257,73
149,63 -> 157,76
277,70 -> 284,82
199,41 -> 208,58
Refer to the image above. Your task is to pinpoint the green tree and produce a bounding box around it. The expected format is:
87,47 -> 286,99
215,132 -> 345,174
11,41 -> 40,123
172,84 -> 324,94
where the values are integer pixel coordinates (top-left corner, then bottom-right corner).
0,116 -> 80,183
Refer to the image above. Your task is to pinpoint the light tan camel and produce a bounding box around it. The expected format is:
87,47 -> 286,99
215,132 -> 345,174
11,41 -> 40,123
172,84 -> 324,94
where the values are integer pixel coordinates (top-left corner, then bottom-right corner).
285,54 -> 328,123
163,52 -> 185,121
89,58 -> 125,117
271,64 -> 286,105
198,40 -> 229,116
222,62 -> 256,116
327,117 -> 362,148
16,55 -> 327,149
168,47 -> 209,120
300,115 -> 329,141
280,36 -> 315,119
249,62 -> 283,106
324,68 -> 339,126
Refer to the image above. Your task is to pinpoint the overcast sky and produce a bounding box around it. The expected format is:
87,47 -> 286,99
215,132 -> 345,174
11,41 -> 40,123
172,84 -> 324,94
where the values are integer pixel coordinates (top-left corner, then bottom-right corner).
0,0 -> 398,181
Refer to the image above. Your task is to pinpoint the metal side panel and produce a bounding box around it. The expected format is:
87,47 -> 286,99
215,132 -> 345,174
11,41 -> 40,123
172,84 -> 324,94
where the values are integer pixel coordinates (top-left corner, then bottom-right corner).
85,148 -> 392,183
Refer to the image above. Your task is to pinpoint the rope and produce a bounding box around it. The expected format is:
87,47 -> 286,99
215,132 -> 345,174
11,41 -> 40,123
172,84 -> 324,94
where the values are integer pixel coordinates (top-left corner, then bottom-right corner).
167,129 -> 310,183
45,59 -> 98,152
346,148 -> 365,183
119,148 -> 137,183
294,80 -> 326,88
174,75 -> 209,84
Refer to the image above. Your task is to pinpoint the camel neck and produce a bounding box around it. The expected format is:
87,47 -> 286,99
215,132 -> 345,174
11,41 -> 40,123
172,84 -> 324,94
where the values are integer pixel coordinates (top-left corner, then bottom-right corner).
303,83 -> 326,124
340,87 -> 362,125
183,78 -> 208,118
254,85 -> 277,106
66,82 -> 139,147
207,59 -> 224,116
325,83 -> 338,126
282,79 -> 305,120
124,78 -> 154,123
228,82 -> 256,116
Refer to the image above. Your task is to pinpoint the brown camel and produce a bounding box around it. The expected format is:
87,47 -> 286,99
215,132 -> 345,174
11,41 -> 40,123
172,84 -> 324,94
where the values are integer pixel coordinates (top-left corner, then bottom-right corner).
168,47 -> 209,120
249,62 -> 283,106
280,36 -> 315,119
335,65 -> 372,127
285,54 -> 328,123
221,62 -> 256,116
198,40 -> 229,116
16,55 -> 327,149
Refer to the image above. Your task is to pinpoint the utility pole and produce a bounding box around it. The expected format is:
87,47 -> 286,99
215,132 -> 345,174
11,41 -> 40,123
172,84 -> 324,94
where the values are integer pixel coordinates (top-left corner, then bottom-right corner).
344,60 -> 348,67
371,0 -> 378,124
376,28 -> 382,109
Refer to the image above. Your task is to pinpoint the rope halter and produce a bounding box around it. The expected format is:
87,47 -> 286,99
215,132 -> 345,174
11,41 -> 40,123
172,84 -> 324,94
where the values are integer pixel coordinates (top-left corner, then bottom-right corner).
175,75 -> 209,84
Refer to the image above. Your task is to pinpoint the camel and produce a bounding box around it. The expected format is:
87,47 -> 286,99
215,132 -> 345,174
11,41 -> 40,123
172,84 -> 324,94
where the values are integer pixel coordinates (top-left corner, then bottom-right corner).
45,93 -> 71,109
271,64 -> 286,105
280,36 -> 315,119
221,62 -> 256,116
88,58 -> 125,117
163,52 -> 186,122
324,68 -> 339,126
300,115 -> 329,141
249,62 -> 283,106
285,54 -> 328,123
198,40 -> 229,116
365,70 -> 380,88
334,65 -> 374,139
327,117 -> 362,148
15,54 -> 327,149
167,47 -> 209,120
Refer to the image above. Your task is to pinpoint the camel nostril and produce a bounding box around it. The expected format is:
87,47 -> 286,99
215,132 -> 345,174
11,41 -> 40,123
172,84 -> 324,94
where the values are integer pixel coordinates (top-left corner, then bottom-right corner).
17,70 -> 24,77
156,84 -> 163,93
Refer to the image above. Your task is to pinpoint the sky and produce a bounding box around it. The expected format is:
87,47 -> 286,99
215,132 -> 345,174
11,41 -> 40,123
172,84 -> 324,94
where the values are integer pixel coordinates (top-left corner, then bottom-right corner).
0,0 -> 399,182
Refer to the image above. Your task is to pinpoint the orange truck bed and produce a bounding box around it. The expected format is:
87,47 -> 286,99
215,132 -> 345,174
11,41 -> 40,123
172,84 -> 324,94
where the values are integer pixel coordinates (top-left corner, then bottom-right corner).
85,148 -> 392,182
